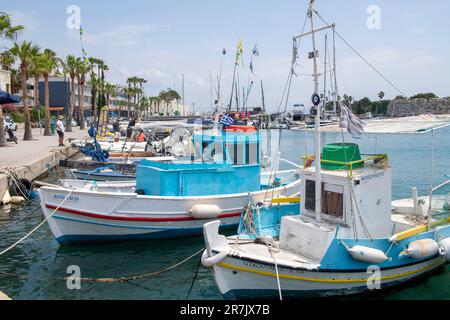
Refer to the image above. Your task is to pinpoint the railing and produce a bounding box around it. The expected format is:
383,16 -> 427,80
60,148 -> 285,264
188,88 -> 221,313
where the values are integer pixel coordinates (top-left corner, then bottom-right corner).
301,154 -> 388,177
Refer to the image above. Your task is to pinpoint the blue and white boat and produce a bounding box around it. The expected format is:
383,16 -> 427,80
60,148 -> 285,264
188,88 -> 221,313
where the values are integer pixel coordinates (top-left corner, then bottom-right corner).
200,0 -> 450,299
202,142 -> 450,299
38,128 -> 301,244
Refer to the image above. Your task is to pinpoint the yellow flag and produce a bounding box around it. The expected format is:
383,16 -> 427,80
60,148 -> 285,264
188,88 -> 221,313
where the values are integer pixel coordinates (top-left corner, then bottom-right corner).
236,40 -> 244,65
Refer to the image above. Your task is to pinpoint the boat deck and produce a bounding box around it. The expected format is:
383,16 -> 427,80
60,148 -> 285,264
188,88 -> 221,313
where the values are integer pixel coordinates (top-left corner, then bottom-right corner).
226,238 -> 320,269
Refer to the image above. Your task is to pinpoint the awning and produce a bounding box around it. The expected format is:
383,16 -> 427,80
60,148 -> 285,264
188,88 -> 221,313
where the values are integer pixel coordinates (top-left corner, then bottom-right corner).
49,107 -> 65,111
0,90 -> 21,105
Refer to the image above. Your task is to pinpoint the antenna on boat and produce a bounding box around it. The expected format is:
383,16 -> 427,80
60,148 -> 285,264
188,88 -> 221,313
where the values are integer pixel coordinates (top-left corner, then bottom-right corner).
332,25 -> 338,118
293,0 -> 335,222
309,0 -> 322,222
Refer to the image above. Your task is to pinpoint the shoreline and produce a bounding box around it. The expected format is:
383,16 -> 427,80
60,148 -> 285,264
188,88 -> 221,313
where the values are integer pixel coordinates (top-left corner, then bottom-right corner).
292,114 -> 450,134
0,127 -> 87,203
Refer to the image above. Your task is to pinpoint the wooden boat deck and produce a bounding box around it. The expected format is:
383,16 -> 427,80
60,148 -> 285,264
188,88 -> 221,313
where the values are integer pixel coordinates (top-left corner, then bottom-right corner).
227,240 -> 320,269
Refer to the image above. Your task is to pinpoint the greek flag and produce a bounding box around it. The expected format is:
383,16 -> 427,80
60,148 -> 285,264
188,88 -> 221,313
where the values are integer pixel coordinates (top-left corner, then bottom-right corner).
339,101 -> 365,138
220,114 -> 235,127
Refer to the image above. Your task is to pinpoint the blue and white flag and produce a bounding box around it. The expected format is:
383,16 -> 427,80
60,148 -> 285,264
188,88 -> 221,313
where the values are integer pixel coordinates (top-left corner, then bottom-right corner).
339,101 -> 365,138
220,114 -> 235,127
252,44 -> 259,56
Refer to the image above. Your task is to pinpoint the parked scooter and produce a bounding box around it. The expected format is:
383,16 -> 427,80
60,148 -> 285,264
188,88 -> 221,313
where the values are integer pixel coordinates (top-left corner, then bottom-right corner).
5,124 -> 18,144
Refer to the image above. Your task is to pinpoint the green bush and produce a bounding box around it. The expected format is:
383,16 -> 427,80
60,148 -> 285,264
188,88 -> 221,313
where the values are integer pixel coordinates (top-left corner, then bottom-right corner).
11,112 -> 24,123
30,105 -> 45,123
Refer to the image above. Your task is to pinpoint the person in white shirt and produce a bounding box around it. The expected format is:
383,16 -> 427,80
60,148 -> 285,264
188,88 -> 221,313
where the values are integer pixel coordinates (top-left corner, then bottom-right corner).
56,115 -> 65,147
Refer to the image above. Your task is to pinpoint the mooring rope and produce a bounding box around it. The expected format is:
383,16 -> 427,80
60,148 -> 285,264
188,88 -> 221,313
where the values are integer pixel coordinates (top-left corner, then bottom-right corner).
0,167 -> 30,200
0,248 -> 204,283
0,188 -> 74,257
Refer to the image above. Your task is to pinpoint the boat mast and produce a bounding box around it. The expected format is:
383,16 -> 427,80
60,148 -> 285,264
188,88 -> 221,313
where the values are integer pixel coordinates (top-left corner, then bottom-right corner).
309,0 -> 322,222
323,34 -> 328,119
261,80 -> 266,114
332,26 -> 338,117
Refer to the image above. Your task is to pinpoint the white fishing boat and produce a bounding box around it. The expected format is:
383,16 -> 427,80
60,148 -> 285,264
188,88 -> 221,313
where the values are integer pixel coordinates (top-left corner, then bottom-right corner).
200,1 -> 450,299
39,127 -> 301,244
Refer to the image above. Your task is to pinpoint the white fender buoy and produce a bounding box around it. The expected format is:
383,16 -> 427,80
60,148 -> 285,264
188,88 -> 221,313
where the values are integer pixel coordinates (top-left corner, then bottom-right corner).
347,245 -> 389,264
201,248 -> 230,268
406,239 -> 439,259
189,204 -> 222,220
10,196 -> 26,204
438,237 -> 450,261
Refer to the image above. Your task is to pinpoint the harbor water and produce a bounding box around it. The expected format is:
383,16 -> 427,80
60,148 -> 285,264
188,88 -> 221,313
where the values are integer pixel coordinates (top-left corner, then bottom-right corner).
1,128 -> 449,300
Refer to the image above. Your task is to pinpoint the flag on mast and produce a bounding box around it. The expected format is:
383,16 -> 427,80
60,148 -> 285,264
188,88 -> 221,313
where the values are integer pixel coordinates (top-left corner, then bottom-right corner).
236,40 -> 244,66
339,100 -> 366,138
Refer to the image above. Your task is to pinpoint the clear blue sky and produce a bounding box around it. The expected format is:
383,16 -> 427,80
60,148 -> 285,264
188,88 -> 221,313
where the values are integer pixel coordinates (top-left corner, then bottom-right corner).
2,0 -> 449,112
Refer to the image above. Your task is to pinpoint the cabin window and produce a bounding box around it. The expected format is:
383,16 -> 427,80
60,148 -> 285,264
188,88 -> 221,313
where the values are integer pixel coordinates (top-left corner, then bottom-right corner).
225,143 -> 236,164
305,180 -> 344,219
305,180 -> 316,211
321,183 -> 344,219
236,143 -> 245,165
247,142 -> 259,165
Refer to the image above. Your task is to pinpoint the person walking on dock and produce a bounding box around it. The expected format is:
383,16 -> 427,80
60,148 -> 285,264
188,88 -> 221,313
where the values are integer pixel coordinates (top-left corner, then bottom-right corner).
56,115 -> 65,147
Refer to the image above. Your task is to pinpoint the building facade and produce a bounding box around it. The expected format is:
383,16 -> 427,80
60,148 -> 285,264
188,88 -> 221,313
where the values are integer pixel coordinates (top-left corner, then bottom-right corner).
37,76 -> 127,119
0,69 -> 11,93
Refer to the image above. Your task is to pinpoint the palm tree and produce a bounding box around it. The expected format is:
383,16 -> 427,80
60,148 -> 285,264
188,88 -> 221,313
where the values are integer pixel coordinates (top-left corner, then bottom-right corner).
123,85 -> 135,118
0,50 -> 15,70
159,89 -> 181,116
60,55 -> 78,132
40,49 -> 58,135
0,13 -> 23,146
30,51 -> 44,121
10,41 -> 41,141
0,13 -> 24,40
75,58 -> 88,130
139,95 -> 149,118
89,76 -> 101,128
377,91 -> 385,116
104,83 -> 117,107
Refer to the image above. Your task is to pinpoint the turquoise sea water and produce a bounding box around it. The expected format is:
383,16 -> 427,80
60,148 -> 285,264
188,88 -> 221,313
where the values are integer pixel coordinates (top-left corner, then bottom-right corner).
0,128 -> 449,300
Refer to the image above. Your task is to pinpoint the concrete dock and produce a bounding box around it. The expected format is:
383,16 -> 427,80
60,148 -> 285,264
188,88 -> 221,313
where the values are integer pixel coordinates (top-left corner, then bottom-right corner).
0,127 -> 88,202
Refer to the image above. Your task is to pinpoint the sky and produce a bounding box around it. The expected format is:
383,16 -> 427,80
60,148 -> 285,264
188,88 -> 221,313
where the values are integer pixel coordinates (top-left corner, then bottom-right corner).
1,0 -> 449,113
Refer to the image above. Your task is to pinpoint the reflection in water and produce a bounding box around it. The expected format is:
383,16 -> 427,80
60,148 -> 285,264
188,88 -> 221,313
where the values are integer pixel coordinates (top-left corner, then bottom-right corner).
1,129 -> 450,299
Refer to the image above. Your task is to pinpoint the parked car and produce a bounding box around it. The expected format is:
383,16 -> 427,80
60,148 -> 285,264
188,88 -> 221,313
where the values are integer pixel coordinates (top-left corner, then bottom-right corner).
3,116 -> 18,131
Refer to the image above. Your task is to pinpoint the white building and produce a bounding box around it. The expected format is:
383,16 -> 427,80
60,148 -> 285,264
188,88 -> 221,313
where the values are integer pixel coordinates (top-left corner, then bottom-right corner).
150,100 -> 190,116
0,69 -> 11,93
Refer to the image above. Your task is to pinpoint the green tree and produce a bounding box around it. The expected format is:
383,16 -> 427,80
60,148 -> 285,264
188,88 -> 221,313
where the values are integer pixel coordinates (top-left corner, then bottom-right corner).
10,40 -> 41,141
60,55 -> 78,132
30,51 -> 45,119
410,93 -> 438,100
0,50 -> 15,70
0,13 -> 23,146
40,49 -> 58,135
376,91 -> 385,116
75,58 -> 88,130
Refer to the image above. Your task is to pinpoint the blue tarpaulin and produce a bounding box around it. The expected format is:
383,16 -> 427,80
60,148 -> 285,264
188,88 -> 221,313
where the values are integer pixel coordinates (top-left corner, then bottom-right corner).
0,90 -> 21,105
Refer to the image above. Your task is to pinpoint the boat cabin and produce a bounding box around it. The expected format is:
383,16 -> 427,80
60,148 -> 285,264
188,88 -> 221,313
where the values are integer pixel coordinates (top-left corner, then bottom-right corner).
136,130 -> 261,196
279,143 -> 392,261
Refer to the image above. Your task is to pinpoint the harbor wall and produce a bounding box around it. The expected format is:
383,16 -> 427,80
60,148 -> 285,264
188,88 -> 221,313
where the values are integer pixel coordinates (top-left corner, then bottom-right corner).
0,146 -> 79,203
387,98 -> 450,117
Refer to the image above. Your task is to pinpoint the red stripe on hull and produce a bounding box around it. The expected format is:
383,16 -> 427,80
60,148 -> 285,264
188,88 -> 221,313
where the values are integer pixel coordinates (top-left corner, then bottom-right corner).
45,204 -> 241,222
